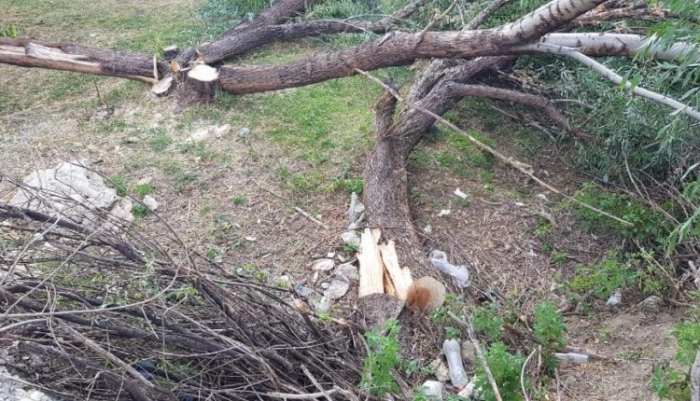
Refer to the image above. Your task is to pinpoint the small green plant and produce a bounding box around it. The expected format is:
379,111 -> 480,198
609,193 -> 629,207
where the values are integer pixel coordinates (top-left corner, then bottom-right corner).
149,130 -> 172,151
343,243 -> 359,253
475,342 -> 526,401
472,304 -> 504,342
109,176 -> 128,197
206,246 -> 221,261
134,183 -> 154,199
432,294 -> 467,339
360,319 -> 402,396
534,302 -> 567,372
569,253 -> 636,299
232,195 -> 246,206
0,25 -> 18,38
551,251 -> 569,265
131,204 -> 149,218
571,182 -> 670,245
653,318 -> 700,400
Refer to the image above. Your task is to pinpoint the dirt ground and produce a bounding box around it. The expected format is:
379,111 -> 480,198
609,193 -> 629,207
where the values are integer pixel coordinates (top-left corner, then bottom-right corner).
0,1 -> 683,399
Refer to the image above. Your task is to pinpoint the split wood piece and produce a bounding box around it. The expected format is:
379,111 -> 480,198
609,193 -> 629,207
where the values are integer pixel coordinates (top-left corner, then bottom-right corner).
152,75 -> 175,96
358,228 -> 384,297
378,240 -> 413,300
0,38 -> 163,84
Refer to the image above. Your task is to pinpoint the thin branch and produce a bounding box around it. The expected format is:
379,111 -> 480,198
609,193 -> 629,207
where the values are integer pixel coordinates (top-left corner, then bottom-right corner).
353,68 -> 633,226
267,388 -> 339,399
465,0 -> 514,30
301,364 -> 334,401
521,348 -> 537,401
449,312 -> 503,401
563,49 -> 700,121
294,207 -> 330,230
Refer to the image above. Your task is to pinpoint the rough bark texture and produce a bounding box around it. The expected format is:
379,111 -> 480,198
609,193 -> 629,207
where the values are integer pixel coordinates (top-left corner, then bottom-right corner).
0,38 -> 167,83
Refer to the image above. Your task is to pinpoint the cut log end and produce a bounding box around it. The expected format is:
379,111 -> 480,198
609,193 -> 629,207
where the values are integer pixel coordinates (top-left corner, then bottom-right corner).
163,45 -> 180,62
189,64 -> 219,82
152,76 -> 175,97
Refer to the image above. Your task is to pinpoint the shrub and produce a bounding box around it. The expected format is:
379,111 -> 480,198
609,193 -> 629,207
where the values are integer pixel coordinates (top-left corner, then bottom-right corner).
360,319 -> 402,396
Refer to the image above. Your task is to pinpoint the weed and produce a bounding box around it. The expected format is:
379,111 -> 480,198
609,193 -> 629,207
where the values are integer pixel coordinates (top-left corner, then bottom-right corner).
134,183 -> 154,199
206,246 -> 220,261
360,319 -> 402,396
472,304 -> 504,342
173,171 -> 200,193
108,176 -> 128,197
149,129 -> 173,151
533,302 -> 567,371
551,252 -> 569,265
571,182 -> 669,245
653,318 -> 700,400
343,243 -> 359,253
432,294 -> 467,339
475,342 -> 526,401
569,252 -> 637,299
131,204 -> 149,219
231,195 -> 246,206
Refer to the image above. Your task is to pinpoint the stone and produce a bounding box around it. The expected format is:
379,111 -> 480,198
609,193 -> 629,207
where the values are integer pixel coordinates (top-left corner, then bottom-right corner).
10,161 -> 117,223
189,128 -> 210,142
136,176 -> 152,186
324,274 -> 350,300
357,294 -> 405,330
429,358 -> 450,382
213,124 -> 231,138
461,340 -> 476,364
636,295 -> 660,313
337,263 -> 359,281
237,127 -> 251,138
142,195 -> 159,211
340,230 -> 360,248
311,258 -> 334,271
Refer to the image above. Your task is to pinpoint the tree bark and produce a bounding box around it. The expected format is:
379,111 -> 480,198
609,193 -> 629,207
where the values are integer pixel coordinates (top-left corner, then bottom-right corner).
0,38 -> 166,84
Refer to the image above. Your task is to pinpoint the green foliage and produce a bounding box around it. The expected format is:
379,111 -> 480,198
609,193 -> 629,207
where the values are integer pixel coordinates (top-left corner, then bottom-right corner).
134,183 -> 154,199
108,176 -> 128,197
572,183 -> 670,244
148,129 -> 173,151
475,342 -> 526,401
0,25 -> 18,38
131,204 -> 149,219
569,253 -> 637,299
653,318 -> 700,400
432,294 -> 467,339
534,302 -> 567,372
360,319 -> 402,396
534,302 -> 566,349
472,304 -> 504,342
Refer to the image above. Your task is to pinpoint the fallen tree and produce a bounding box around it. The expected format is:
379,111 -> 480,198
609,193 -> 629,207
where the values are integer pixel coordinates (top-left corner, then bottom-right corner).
2,0 -> 700,399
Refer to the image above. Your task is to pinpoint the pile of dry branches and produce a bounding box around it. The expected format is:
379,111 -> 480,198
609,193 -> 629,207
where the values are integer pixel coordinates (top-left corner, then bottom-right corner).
0,181 -> 363,401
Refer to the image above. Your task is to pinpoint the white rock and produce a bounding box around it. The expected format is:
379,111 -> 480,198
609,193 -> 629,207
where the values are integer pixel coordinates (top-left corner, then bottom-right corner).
423,225 -> 432,234
461,341 -> 476,363
245,236 -> 257,242
337,263 -> 359,281
340,230 -> 360,248
324,274 -> 350,300
458,379 -> 476,398
10,162 -> 117,223
213,124 -> 231,138
438,209 -> 451,217
136,176 -> 153,186
321,282 -> 330,289
237,127 -> 251,138
429,358 -> 450,382
312,258 -> 335,271
421,381 -> 443,400
142,195 -> 159,211
189,128 -> 210,142
536,193 -> 549,202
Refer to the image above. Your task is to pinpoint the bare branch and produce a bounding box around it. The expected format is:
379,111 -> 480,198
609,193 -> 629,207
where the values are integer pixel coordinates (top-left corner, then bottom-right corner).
465,0 -> 514,30
446,83 -> 595,141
